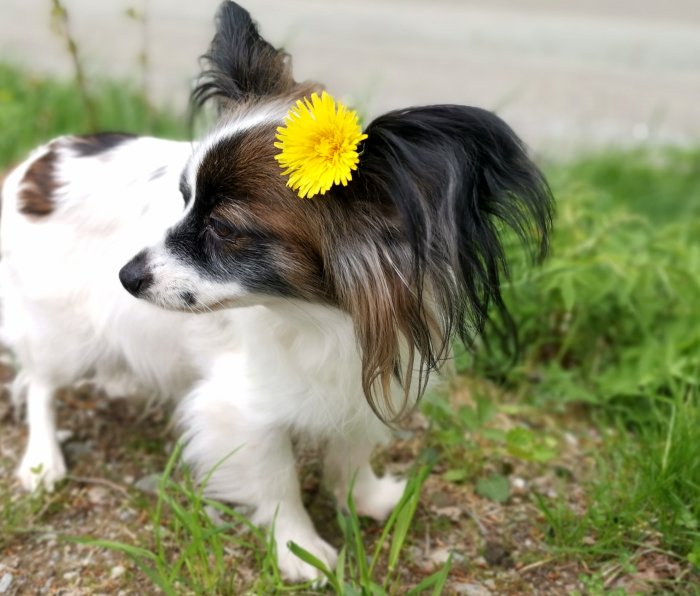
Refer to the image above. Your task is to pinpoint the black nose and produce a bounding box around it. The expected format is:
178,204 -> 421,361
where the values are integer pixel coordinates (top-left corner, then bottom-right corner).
119,251 -> 153,297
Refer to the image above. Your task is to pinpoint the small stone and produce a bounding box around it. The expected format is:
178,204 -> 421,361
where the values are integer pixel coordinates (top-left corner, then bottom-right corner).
511,477 -> 527,491
453,582 -> 491,596
63,571 -> 78,581
56,429 -> 74,443
484,579 -> 496,590
88,486 -> 109,505
429,547 -> 451,566
64,441 -> 92,458
434,505 -> 462,521
39,532 -> 58,545
483,541 -> 513,568
0,573 -> 13,594
110,565 -> 125,579
564,432 -> 579,447
134,473 -> 161,494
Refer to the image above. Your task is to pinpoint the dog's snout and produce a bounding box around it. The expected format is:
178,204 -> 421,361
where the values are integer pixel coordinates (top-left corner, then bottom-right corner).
119,251 -> 153,297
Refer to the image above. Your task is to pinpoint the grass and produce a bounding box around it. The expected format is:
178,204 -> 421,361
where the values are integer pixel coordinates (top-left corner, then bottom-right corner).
1,63 -> 700,593
0,63 -> 186,167
468,146 -> 700,574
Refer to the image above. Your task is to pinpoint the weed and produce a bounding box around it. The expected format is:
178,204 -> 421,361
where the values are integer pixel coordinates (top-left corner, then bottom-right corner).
73,445 -> 449,594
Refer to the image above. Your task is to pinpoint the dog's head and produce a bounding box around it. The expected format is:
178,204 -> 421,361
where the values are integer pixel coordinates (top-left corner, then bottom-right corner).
119,1 -> 553,420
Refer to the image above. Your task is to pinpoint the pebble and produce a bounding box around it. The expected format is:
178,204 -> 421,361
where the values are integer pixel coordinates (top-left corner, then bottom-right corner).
511,477 -> 527,491
63,571 -> 78,581
87,486 -> 109,505
64,441 -> 92,458
453,582 -> 492,596
134,473 -> 161,494
0,573 -> 13,594
564,432 -> 579,447
110,565 -> 125,579
428,547 -> 451,566
483,541 -> 512,567
56,429 -> 74,443
433,505 -> 462,521
41,577 -> 53,594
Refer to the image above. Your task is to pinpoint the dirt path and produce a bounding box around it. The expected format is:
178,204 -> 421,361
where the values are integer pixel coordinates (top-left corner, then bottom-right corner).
1,357 -> 690,594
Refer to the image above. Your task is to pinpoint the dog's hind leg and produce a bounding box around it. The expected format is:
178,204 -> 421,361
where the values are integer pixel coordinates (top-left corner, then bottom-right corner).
324,427 -> 407,522
16,379 -> 66,492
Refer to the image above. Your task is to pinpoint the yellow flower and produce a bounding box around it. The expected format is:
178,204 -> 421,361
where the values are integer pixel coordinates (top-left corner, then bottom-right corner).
274,92 -> 367,199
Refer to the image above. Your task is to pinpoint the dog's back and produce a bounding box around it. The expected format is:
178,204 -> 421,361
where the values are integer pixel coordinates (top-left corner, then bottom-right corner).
0,134 -> 197,488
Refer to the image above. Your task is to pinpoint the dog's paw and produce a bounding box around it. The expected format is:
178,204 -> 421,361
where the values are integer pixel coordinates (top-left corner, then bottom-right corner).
16,444 -> 66,492
354,475 -> 407,522
277,533 -> 337,583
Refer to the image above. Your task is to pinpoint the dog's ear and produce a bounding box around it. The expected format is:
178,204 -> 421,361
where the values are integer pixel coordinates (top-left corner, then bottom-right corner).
332,105 -> 553,421
192,1 -> 296,109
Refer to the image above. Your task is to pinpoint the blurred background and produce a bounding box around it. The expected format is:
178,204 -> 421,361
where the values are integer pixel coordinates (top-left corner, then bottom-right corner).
1,0 -> 699,155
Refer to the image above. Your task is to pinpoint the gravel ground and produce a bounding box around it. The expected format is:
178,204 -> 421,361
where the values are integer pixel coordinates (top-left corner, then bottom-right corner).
0,354 -> 692,594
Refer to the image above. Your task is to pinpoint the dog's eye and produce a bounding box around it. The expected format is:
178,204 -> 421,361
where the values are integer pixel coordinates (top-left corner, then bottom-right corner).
207,216 -> 236,240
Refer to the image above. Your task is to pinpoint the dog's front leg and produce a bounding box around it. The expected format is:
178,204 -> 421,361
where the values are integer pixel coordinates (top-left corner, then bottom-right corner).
16,379 -> 66,492
180,395 -> 336,582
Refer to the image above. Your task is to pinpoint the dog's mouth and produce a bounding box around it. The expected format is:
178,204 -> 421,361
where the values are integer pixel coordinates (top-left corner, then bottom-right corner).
120,267 -> 262,315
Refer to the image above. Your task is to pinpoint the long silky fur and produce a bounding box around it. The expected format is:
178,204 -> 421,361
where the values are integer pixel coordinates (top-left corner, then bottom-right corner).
332,105 -> 554,421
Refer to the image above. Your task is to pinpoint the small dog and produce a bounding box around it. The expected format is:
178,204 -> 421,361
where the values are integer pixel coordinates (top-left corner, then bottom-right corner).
0,1 -> 552,581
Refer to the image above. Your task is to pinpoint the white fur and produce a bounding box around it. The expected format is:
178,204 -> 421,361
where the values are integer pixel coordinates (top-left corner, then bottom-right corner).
0,133 -> 406,582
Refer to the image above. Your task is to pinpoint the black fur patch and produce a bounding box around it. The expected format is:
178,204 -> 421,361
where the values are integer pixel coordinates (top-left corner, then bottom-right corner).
331,104 -> 553,419
68,133 -> 136,157
192,1 -> 294,108
179,173 -> 192,206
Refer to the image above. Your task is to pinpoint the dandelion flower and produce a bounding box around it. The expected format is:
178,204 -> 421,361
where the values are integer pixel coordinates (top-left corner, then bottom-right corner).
274,92 -> 367,199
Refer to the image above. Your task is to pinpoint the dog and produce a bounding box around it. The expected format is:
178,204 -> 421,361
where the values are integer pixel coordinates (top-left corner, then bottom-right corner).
0,1 -> 552,582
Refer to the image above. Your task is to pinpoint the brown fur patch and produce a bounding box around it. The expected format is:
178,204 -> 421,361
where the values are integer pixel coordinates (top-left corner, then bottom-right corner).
17,147 -> 60,217
199,115 -> 331,300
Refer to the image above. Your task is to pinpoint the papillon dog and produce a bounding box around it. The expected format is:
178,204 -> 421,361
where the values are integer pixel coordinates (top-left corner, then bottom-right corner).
0,1 -> 552,581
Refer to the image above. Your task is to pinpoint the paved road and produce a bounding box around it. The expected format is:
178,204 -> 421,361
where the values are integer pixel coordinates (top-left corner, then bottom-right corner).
2,0 -> 699,155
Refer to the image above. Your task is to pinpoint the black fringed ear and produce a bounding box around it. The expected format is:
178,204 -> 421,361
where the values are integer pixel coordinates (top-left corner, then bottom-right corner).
334,105 -> 553,420
192,1 -> 296,108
